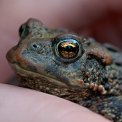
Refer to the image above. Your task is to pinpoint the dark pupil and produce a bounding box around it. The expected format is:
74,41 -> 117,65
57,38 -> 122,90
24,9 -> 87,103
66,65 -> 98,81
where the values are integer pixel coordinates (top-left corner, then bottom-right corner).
58,41 -> 79,59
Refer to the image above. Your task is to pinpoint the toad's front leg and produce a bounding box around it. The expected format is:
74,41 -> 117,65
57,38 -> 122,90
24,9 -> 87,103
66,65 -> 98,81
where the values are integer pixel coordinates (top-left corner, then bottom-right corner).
82,96 -> 122,122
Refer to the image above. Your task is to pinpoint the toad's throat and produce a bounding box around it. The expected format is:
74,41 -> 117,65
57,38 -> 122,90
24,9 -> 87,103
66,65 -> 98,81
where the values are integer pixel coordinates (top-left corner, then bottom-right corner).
11,63 -> 69,87
10,63 -> 92,101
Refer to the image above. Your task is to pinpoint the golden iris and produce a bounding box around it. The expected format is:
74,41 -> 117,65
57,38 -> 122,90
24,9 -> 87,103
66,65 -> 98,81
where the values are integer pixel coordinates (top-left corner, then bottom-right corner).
58,41 -> 79,59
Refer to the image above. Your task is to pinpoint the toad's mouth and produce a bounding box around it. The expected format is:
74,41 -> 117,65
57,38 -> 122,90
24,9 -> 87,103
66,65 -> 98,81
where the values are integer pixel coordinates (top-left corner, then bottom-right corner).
6,46 -> 68,87
10,62 -> 68,88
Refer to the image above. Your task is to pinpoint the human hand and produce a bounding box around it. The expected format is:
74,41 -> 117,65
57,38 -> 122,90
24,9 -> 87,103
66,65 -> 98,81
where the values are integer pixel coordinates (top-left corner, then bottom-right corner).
0,0 -> 122,121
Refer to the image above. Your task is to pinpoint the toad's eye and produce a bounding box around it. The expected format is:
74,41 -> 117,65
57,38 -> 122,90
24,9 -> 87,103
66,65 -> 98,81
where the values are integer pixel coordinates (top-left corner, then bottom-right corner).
52,34 -> 84,63
19,24 -> 29,39
58,40 -> 79,59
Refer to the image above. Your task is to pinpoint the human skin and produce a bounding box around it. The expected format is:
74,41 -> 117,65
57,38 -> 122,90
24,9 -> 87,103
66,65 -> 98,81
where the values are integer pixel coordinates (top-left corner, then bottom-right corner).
0,0 -> 122,121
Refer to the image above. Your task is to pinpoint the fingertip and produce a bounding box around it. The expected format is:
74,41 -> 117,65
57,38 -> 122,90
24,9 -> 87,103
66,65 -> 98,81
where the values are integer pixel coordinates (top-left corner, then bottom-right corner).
0,84 -> 109,122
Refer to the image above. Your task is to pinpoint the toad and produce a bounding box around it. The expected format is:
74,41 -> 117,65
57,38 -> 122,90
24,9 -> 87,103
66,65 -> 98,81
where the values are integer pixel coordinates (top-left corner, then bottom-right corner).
7,18 -> 122,122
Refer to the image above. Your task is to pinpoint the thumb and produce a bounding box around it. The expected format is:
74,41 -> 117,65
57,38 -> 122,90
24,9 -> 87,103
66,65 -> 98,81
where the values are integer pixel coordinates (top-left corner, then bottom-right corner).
0,83 -> 109,122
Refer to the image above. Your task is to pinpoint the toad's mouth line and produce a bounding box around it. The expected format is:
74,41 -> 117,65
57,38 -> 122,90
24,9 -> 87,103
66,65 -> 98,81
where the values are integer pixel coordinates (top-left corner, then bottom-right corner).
10,63 -> 68,87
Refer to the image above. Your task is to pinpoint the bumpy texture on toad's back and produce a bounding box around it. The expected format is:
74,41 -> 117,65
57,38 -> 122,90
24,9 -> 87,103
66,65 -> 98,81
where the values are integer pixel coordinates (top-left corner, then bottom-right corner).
7,18 -> 122,122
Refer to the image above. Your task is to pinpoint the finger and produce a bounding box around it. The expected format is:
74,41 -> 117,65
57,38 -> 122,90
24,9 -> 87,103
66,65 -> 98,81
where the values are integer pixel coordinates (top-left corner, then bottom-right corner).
0,83 -> 109,122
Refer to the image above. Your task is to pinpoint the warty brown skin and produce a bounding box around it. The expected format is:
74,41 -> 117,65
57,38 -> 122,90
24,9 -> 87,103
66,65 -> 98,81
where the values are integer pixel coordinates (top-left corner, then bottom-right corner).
6,18 -> 122,122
